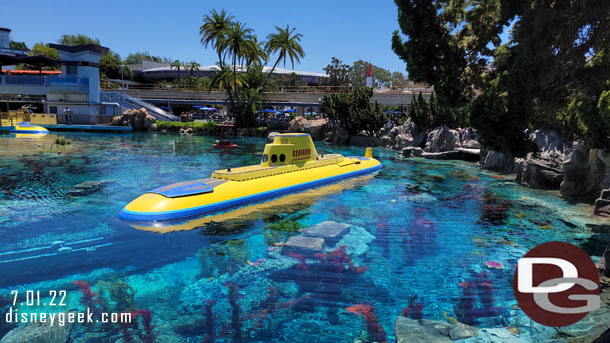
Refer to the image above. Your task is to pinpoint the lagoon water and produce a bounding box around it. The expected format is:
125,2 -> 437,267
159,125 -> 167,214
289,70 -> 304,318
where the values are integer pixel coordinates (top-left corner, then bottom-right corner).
0,133 -> 608,342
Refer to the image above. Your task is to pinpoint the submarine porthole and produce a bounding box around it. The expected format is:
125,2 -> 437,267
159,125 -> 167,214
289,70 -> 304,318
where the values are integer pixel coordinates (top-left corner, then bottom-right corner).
279,154 -> 286,162
262,154 -> 268,162
271,154 -> 278,163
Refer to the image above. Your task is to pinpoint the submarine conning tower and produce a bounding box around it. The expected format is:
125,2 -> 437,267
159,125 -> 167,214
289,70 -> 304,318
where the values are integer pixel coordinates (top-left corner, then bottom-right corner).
260,133 -> 318,167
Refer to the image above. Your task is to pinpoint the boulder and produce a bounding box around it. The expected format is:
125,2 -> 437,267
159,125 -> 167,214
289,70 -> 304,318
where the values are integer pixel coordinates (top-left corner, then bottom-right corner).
448,322 -> 477,340
411,132 -> 427,148
289,116 -> 308,131
595,190 -> 610,217
302,221 -> 350,245
464,140 -> 481,149
403,147 -> 424,158
303,118 -> 328,141
425,126 -> 460,152
110,108 -> 156,130
394,134 -> 413,150
517,159 -> 563,189
267,131 -> 280,143
561,142 -> 598,200
283,236 -> 325,255
479,150 -> 517,174
1,319 -> 73,343
395,317 -> 452,343
329,127 -> 350,145
389,118 -> 419,141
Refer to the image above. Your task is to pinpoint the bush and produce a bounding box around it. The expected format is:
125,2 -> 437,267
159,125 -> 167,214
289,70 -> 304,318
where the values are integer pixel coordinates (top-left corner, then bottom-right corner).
320,87 -> 384,136
156,121 -> 218,135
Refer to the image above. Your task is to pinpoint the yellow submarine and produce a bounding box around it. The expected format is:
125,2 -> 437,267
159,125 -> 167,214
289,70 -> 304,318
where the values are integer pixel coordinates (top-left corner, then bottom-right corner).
118,133 -> 382,222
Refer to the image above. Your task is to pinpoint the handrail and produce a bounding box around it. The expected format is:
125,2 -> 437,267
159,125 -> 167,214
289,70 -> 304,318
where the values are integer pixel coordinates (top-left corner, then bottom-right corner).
100,83 -> 433,94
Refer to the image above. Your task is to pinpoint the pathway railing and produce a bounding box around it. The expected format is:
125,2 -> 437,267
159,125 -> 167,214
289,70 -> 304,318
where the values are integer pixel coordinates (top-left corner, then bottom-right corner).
101,91 -> 179,121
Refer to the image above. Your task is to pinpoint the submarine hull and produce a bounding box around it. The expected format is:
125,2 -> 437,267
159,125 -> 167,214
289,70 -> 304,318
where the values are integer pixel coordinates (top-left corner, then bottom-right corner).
118,156 -> 381,222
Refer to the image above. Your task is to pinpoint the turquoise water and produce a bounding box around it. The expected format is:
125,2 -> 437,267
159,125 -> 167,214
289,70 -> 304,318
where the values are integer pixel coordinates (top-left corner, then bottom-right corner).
0,132 -> 607,342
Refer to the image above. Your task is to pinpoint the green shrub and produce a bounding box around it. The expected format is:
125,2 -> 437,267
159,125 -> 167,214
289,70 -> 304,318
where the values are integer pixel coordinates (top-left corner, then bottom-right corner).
156,121 -> 218,135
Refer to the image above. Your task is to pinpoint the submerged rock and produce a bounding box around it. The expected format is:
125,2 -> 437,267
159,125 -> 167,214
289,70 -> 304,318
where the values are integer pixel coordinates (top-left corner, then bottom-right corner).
448,322 -> 477,340
394,317 -> 452,343
302,221 -> 350,245
283,236 -> 325,255
68,179 -> 115,196
0,319 -> 73,343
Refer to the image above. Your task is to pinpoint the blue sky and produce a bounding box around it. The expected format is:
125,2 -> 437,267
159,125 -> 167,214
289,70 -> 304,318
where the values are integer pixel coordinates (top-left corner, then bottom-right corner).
3,0 -> 413,74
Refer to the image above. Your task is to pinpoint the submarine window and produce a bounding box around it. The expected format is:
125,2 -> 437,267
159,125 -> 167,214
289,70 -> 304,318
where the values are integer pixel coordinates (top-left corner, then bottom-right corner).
271,154 -> 278,163
262,154 -> 268,163
279,154 -> 286,162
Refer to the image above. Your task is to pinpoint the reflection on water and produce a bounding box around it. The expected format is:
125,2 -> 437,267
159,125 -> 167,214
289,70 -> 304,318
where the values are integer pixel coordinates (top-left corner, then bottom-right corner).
0,132 -> 607,342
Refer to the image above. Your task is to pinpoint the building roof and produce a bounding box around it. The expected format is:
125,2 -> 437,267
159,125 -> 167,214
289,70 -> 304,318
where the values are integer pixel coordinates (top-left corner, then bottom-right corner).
48,44 -> 109,54
0,26 -> 11,32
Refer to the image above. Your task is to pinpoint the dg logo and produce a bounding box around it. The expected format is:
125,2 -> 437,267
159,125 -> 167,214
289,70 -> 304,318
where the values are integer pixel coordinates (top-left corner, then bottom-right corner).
513,241 -> 600,327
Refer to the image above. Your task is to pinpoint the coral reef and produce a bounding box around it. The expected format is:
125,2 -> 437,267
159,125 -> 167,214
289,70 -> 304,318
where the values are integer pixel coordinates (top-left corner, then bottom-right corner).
454,272 -> 503,325
314,245 -> 367,274
345,304 -> 388,343
72,280 -> 102,320
402,295 -> 424,320
479,193 -> 513,225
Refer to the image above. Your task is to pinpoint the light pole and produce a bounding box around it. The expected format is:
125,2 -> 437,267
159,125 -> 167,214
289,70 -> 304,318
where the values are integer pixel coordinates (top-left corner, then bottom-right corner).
166,85 -> 172,114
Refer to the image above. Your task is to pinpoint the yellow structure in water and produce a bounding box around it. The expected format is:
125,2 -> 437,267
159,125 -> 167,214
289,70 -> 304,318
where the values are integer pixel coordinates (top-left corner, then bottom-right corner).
118,133 -> 382,222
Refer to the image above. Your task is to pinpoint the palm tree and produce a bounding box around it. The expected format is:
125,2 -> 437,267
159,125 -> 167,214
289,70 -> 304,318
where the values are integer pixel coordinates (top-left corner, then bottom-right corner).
200,9 -> 234,66
264,25 -> 305,83
186,61 -> 200,83
225,21 -> 259,102
170,60 -> 182,84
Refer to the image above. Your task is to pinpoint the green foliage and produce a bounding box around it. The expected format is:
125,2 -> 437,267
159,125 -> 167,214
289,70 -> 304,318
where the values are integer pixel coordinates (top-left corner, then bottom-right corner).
198,239 -> 250,277
322,57 -> 352,86
349,60 -> 392,88
58,34 -> 100,46
321,87 -> 385,136
265,219 -> 303,232
97,280 -> 137,313
392,0 -> 610,156
199,10 -> 305,127
9,41 -> 29,52
30,43 -> 59,60
410,92 -> 469,130
265,25 -> 305,74
391,72 -> 409,88
125,52 -> 171,65
274,72 -> 304,88
55,136 -> 72,145
100,51 -> 132,80
560,90 -> 610,149
156,120 -> 218,135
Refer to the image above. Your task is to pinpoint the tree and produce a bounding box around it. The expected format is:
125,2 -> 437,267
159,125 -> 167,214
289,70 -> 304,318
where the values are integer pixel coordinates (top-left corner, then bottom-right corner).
124,52 -> 170,65
58,34 -> 100,46
275,72 -> 304,89
30,43 -> 59,60
264,25 -> 305,83
200,9 -> 235,66
391,72 -> 409,88
322,57 -> 352,86
170,60 -> 183,83
100,51 -> 132,80
349,60 -> 392,88
321,87 -> 384,136
392,0 -> 610,156
186,61 -> 200,82
224,21 -> 259,115
9,41 -> 29,52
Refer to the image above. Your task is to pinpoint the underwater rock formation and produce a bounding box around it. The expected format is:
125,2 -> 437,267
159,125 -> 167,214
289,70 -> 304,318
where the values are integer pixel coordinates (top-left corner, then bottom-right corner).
0,319 -> 73,343
454,272 -> 502,326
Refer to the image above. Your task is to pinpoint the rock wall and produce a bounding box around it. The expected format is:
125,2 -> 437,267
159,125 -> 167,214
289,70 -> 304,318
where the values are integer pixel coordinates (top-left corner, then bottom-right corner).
424,126 -> 460,153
